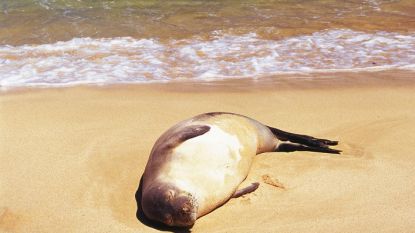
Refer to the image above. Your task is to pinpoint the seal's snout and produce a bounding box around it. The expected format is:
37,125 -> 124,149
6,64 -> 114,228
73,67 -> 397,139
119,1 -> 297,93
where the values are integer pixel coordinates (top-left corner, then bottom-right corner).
172,193 -> 197,226
142,184 -> 197,227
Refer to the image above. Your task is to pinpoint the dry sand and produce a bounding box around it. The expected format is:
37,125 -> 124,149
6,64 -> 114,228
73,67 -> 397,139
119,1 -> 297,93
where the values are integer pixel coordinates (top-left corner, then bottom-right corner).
1,77 -> 415,233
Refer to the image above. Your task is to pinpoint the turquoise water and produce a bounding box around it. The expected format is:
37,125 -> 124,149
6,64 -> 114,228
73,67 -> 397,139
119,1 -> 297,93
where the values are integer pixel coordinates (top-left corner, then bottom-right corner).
0,0 -> 414,88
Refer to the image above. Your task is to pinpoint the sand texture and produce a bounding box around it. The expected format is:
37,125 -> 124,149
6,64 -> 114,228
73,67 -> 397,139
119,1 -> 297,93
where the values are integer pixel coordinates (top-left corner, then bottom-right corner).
1,80 -> 415,233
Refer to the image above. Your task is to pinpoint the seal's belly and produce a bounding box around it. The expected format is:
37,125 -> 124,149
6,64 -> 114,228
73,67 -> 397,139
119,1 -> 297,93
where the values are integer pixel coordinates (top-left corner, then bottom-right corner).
160,124 -> 255,216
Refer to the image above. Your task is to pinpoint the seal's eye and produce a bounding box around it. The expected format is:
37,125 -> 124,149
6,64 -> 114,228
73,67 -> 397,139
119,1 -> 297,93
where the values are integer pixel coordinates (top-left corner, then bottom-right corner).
180,202 -> 191,215
164,189 -> 175,202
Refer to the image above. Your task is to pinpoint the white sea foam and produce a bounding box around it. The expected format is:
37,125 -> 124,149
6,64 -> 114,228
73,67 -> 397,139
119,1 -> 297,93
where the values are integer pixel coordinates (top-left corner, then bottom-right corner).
0,29 -> 414,88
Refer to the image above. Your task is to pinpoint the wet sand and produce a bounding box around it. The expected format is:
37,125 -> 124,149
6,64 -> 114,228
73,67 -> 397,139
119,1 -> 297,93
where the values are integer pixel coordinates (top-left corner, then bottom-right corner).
1,76 -> 415,232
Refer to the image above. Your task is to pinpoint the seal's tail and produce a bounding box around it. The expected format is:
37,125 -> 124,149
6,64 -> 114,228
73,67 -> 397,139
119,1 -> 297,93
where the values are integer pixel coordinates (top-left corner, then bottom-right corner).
268,126 -> 341,154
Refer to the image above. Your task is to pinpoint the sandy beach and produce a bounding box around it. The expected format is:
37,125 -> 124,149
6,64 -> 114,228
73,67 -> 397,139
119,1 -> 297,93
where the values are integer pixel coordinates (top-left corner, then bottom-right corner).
1,76 -> 415,233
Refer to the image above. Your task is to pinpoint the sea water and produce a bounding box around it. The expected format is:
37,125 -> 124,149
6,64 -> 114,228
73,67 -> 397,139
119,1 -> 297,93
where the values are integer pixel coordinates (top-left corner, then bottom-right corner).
0,0 -> 414,89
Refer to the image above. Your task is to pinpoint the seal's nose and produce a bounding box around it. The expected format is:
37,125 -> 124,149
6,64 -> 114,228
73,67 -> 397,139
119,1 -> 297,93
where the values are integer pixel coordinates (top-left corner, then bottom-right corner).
171,194 -> 197,227
164,213 -> 173,226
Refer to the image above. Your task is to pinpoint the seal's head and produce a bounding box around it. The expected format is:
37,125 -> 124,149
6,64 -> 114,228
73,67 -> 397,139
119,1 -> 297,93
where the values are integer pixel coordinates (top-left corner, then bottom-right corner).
141,183 -> 198,227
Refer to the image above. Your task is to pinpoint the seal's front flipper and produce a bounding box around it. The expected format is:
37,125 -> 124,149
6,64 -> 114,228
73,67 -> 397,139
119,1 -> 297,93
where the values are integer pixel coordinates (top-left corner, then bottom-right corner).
276,142 -> 341,154
232,182 -> 260,198
155,125 -> 211,154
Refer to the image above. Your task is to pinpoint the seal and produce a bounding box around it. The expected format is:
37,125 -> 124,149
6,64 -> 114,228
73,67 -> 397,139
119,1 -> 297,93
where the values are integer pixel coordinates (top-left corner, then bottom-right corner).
138,112 -> 340,227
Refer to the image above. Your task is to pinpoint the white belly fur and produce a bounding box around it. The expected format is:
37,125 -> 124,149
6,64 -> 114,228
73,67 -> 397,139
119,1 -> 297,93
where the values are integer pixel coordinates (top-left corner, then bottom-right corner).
159,124 -> 253,217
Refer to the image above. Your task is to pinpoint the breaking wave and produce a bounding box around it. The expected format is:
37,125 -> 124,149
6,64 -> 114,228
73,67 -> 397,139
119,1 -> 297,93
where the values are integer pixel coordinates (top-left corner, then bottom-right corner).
1,29 -> 414,88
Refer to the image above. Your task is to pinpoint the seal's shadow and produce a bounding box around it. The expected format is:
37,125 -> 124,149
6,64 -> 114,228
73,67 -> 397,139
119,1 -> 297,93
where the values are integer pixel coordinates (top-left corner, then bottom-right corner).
135,177 -> 192,233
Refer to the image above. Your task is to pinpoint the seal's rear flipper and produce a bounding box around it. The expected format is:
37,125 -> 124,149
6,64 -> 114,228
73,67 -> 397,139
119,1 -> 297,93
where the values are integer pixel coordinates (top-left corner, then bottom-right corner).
232,182 -> 260,198
276,142 -> 341,154
268,126 -> 341,154
268,126 -> 338,147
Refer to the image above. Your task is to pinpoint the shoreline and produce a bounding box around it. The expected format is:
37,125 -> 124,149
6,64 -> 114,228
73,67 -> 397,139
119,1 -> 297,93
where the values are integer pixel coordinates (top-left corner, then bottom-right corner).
2,69 -> 415,95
